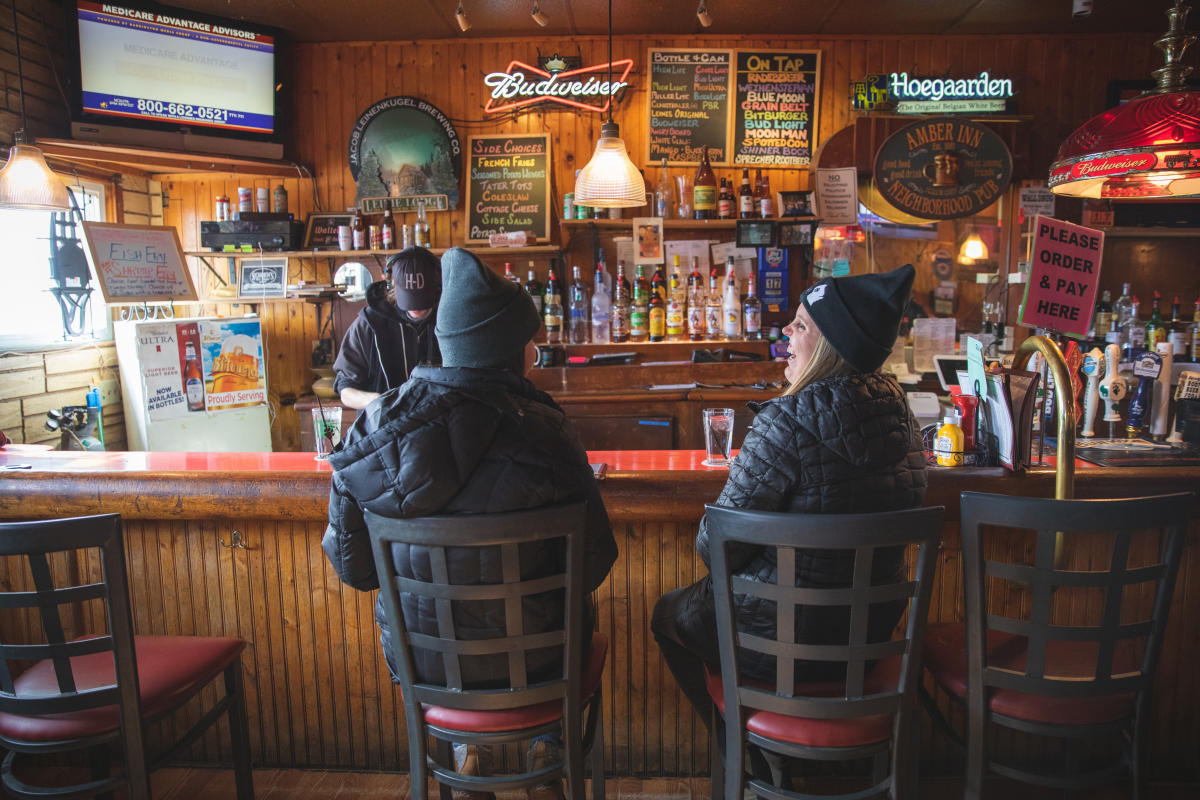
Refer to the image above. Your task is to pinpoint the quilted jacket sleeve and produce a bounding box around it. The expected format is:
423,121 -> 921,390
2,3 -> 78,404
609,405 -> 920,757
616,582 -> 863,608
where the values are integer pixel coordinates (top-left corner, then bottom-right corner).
695,399 -> 808,571
322,470 -> 379,591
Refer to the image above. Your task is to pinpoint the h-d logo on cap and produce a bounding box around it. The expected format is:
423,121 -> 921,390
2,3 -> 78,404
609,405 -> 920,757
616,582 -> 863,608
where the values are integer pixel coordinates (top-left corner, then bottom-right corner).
807,284 -> 827,304
406,273 -> 425,290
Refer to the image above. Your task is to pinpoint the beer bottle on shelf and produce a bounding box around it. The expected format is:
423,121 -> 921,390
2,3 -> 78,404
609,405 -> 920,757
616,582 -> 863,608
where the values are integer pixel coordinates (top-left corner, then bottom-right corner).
705,265 -> 722,338
738,168 -> 755,218
612,262 -> 631,344
722,258 -> 741,340
381,207 -> 396,250
649,288 -> 666,342
666,269 -> 685,341
687,257 -> 705,341
759,172 -> 773,218
692,145 -> 717,220
351,209 -> 367,250
631,265 -> 650,342
543,270 -> 563,344
569,266 -> 590,344
1145,291 -> 1167,349
1168,296 -> 1189,359
524,263 -> 543,316
503,262 -> 520,284
414,201 -> 431,248
753,169 -> 765,217
184,342 -> 205,412
717,177 -> 733,219
743,270 -> 762,340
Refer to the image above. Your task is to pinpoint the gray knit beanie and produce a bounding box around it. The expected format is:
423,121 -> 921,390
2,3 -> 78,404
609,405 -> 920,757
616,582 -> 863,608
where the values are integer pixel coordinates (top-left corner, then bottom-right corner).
435,247 -> 540,369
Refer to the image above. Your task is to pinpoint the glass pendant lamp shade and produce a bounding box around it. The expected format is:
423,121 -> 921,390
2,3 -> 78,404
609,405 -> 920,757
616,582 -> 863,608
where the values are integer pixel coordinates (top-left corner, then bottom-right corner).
958,232 -> 988,263
0,138 -> 71,212
573,121 -> 647,208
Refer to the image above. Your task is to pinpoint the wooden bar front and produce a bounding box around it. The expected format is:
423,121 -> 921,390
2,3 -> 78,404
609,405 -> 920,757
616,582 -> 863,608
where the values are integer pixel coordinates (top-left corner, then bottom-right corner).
0,451 -> 1197,781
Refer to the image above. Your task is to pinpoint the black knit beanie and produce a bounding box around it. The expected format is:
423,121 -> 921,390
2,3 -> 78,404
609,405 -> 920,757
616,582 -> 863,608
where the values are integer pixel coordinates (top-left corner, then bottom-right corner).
801,263 -> 916,372
389,246 -> 442,311
435,247 -> 540,369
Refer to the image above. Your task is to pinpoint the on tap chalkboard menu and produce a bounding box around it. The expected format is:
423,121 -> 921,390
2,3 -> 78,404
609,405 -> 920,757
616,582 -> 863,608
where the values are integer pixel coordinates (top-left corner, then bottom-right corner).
733,50 -> 820,167
647,48 -> 732,165
465,133 -> 551,244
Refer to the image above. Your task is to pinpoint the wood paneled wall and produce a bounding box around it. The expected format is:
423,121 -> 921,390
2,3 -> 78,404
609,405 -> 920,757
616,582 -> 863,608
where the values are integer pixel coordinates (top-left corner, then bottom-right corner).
0,345 -> 125,449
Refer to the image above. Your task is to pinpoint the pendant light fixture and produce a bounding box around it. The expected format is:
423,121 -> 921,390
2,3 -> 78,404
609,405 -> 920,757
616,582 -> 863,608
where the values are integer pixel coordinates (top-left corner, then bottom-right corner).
0,0 -> 70,212
573,0 -> 646,208
1049,0 -> 1200,199
957,231 -> 989,264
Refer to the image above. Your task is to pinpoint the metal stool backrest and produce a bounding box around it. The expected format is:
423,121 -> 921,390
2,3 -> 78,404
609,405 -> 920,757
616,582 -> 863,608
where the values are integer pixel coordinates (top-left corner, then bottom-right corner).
365,502 -> 587,714
960,491 -> 1192,702
705,504 -> 944,724
0,513 -> 145,754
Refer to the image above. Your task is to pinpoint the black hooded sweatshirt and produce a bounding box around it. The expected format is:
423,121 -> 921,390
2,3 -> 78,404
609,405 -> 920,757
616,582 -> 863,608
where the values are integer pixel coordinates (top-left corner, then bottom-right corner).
333,280 -> 440,396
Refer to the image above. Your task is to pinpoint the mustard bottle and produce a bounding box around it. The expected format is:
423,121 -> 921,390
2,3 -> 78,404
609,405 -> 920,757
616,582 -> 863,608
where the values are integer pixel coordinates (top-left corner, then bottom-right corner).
935,410 -> 964,467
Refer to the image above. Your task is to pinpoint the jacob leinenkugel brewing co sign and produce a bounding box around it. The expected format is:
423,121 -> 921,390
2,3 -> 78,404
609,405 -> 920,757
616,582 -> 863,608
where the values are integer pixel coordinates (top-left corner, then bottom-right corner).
873,117 -> 1012,220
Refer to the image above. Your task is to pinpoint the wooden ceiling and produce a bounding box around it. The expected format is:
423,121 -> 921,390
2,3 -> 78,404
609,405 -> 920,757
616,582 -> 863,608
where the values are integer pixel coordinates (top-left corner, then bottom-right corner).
166,0 -> 1178,42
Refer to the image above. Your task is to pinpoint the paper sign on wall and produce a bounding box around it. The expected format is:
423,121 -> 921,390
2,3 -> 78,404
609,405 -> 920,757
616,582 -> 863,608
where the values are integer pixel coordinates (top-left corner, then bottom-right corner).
198,319 -> 267,412
134,322 -> 187,422
815,167 -> 858,225
1019,215 -> 1104,337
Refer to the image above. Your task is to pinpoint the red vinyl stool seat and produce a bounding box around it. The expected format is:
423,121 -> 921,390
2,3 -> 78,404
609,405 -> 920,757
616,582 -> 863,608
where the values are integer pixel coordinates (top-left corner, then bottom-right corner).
923,623 -> 1136,726
703,658 -> 899,748
0,636 -> 246,744
422,633 -> 608,732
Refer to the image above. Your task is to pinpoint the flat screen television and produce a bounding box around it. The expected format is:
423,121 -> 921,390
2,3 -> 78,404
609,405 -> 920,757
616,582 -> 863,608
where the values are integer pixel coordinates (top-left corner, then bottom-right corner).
68,1 -> 283,149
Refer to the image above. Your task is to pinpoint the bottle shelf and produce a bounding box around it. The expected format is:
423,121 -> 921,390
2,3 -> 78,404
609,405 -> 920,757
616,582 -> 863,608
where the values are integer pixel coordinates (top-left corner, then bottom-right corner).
560,217 -> 817,232
184,245 -> 562,260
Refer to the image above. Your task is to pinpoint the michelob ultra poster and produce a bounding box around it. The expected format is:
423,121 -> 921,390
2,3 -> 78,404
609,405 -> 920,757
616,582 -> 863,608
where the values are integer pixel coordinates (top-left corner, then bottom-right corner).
198,319 -> 267,411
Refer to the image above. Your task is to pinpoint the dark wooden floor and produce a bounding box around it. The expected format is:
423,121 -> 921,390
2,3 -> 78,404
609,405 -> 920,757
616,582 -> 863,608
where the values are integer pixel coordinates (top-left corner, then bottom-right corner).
99,769 -> 1197,799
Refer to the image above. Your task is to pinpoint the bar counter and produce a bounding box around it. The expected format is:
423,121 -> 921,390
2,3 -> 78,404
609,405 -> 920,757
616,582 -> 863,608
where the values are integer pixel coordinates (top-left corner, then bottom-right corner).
0,450 -> 1198,780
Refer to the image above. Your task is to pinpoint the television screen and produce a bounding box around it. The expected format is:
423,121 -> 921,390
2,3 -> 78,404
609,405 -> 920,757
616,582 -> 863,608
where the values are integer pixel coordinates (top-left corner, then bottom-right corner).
74,1 -> 278,137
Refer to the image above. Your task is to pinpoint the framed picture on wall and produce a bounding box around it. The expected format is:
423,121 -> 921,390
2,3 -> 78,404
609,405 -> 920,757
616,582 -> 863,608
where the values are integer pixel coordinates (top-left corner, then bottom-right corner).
736,219 -> 776,248
303,213 -> 354,250
778,220 -> 815,247
633,217 -> 665,264
776,190 -> 814,217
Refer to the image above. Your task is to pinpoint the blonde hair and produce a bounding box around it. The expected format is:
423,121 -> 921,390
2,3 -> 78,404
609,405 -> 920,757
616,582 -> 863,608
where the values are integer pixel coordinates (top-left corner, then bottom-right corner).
783,334 -> 856,396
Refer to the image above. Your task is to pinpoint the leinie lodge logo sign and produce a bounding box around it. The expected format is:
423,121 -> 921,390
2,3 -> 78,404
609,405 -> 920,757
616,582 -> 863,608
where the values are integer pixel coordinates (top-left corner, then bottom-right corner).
873,117 -> 1013,220
852,71 -> 1015,113
484,58 -> 633,114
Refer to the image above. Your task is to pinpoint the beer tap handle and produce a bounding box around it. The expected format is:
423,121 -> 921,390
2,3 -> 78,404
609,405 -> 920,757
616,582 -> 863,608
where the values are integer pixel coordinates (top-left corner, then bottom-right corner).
1081,347 -> 1104,437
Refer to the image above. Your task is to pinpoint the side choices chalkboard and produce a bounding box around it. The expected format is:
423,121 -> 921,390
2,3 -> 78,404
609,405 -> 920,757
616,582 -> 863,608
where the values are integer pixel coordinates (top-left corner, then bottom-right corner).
82,222 -> 197,303
733,50 -> 820,167
465,133 -> 551,244
647,48 -> 732,165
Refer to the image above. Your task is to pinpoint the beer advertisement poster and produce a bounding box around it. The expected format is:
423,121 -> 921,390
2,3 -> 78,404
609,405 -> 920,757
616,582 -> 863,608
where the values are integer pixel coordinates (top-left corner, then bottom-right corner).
198,320 -> 267,412
133,322 -> 188,423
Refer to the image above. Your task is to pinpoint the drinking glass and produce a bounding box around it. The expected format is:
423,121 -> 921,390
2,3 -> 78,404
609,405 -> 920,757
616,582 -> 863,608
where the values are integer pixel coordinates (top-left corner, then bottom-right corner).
702,407 -> 735,467
674,175 -> 692,219
312,406 -> 343,460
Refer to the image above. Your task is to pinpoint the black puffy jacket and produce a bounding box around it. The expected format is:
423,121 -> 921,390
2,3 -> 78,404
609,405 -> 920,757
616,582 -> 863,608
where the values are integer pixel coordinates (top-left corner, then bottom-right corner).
685,371 -> 927,682
333,280 -> 440,397
321,365 -> 617,686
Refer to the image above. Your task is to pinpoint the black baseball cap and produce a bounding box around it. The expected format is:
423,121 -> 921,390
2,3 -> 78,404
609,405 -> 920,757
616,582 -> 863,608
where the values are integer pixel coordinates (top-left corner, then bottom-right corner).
389,246 -> 441,311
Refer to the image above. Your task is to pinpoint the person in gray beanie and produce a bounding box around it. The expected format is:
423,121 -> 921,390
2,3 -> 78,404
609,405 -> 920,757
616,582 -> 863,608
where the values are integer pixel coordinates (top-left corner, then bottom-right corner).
323,247 -> 617,800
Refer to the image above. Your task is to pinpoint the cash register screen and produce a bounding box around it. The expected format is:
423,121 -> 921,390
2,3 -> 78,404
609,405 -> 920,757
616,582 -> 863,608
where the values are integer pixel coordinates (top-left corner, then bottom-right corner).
932,355 -> 970,392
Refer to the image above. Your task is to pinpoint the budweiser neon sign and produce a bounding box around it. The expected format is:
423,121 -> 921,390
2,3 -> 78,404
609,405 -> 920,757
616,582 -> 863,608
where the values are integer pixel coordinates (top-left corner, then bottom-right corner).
483,59 -> 633,114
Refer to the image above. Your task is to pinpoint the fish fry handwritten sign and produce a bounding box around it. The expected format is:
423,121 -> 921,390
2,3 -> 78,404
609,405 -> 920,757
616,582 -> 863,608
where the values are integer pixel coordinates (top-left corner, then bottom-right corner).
1019,215 -> 1104,337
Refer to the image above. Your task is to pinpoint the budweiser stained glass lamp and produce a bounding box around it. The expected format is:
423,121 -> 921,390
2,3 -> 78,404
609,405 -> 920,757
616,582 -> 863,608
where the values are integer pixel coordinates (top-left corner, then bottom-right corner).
1050,0 -> 1200,199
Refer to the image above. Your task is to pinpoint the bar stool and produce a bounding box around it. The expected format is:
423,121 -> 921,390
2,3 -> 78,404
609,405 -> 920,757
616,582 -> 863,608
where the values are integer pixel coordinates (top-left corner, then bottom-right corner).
703,504 -> 945,800
922,491 -> 1193,800
0,513 -> 253,800
364,502 -> 605,800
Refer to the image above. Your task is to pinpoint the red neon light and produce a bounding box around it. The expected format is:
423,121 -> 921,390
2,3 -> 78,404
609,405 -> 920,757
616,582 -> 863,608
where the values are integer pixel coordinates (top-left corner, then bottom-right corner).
483,59 -> 634,115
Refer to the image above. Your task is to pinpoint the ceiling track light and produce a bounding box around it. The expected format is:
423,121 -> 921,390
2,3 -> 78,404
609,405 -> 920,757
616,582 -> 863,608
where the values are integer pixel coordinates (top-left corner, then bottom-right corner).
697,0 -> 713,27
455,1 -> 470,32
531,1 -> 549,27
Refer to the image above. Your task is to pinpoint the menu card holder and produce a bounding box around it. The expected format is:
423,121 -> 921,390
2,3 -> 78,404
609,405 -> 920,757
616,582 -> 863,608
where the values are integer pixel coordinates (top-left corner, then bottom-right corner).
983,369 -> 1041,471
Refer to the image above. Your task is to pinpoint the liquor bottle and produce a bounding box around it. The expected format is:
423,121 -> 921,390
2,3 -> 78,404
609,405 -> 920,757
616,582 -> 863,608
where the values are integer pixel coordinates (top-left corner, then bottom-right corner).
592,264 -> 611,344
693,145 -> 717,220
612,262 -> 631,344
630,265 -> 650,342
743,270 -> 762,340
666,269 -> 685,340
1092,289 -> 1112,340
544,275 -> 563,344
524,264 -> 543,316
351,209 -> 367,250
759,171 -> 773,218
1168,296 -> 1189,359
722,258 -> 741,340
652,263 -> 667,304
1125,296 -> 1145,361
1190,297 -> 1200,363
184,342 -> 205,412
648,288 -> 666,342
738,168 -> 755,218
705,265 -> 722,337
655,157 -> 672,218
687,257 -> 705,341
1145,291 -> 1167,349
381,207 -> 396,250
569,266 -> 590,344
543,258 -> 564,308
1112,282 -> 1133,347
717,177 -> 733,219
503,262 -> 520,285
414,201 -> 431,247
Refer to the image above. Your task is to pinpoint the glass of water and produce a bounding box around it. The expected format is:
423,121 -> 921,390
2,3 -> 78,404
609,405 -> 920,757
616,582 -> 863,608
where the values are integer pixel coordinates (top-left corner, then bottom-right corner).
312,406 -> 343,460
702,407 -> 734,467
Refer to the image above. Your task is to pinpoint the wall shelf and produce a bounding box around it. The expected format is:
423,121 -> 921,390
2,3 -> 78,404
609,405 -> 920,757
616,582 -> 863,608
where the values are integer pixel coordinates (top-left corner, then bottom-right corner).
183,245 -> 561,260
37,138 -> 308,179
1101,227 -> 1200,239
